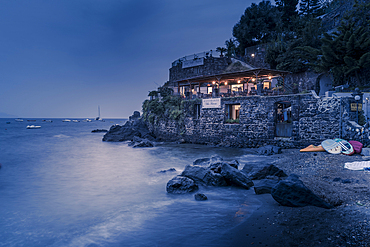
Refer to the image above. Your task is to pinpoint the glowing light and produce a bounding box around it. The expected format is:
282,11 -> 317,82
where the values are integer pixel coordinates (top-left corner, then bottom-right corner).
225,82 -> 228,85
238,80 -> 241,83
252,78 -> 255,82
212,81 -> 215,85
268,76 -> 272,80
251,54 -> 255,57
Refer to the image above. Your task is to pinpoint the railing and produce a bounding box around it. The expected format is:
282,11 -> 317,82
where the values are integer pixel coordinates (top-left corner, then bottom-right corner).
173,89 -> 286,100
172,50 -> 219,67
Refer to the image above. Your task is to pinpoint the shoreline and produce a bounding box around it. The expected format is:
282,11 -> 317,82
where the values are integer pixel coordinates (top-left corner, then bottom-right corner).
219,149 -> 370,246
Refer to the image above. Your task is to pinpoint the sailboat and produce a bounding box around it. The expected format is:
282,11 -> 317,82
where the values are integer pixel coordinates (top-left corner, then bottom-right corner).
95,106 -> 104,121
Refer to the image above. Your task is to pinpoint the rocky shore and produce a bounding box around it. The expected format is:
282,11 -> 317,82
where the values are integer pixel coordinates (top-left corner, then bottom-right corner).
223,149 -> 370,247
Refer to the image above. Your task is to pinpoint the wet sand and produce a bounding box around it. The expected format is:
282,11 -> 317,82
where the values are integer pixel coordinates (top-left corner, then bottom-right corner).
220,149 -> 370,246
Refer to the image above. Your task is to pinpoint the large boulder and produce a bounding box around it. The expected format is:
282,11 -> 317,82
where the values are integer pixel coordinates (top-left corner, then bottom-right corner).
181,165 -> 227,186
166,176 -> 199,194
254,179 -> 279,195
257,145 -> 282,156
193,156 -> 223,167
103,118 -> 155,142
248,164 -> 288,180
271,174 -> 333,209
220,163 -> 254,189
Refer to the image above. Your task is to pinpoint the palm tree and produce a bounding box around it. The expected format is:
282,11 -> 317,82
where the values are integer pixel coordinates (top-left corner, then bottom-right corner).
216,47 -> 227,57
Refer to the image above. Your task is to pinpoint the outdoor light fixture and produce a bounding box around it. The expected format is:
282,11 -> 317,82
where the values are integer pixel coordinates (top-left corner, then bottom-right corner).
251,54 -> 255,57
212,81 -> 215,85
238,80 -> 240,83
268,76 -> 272,80
252,78 -> 255,82
225,82 -> 228,85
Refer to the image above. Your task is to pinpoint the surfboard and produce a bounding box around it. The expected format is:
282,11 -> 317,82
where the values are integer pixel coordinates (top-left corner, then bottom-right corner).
334,138 -> 355,156
348,140 -> 363,154
321,139 -> 342,154
300,144 -> 326,152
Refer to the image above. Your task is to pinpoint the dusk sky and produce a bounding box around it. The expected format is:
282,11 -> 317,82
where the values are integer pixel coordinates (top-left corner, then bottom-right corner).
0,0 -> 265,118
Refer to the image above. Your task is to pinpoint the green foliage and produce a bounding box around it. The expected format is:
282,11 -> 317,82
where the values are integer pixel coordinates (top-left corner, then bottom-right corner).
142,95 -> 194,124
225,118 -> 240,124
225,38 -> 238,57
232,0 -> 280,51
148,91 -> 158,97
299,0 -> 324,17
216,47 -> 227,57
275,0 -> 299,31
318,22 -> 370,86
158,86 -> 174,98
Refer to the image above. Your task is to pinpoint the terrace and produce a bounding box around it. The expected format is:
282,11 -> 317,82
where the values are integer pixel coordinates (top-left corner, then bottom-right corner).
172,68 -> 291,99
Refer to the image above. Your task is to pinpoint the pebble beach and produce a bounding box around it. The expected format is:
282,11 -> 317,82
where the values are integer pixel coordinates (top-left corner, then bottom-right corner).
220,149 -> 370,247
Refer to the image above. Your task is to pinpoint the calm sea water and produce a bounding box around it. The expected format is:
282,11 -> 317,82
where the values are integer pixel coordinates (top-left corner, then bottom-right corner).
0,118 -> 269,247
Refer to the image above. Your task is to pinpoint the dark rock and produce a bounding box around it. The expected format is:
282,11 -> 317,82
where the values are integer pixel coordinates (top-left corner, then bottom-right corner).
194,193 -> 208,201
103,117 -> 155,142
220,163 -> 254,189
158,168 -> 176,173
91,129 -> 108,133
257,145 -> 282,156
271,174 -> 333,209
333,177 -> 342,182
181,165 -> 227,186
228,160 -> 239,169
166,176 -> 199,194
193,157 -> 211,166
248,164 -> 287,180
254,179 -> 279,195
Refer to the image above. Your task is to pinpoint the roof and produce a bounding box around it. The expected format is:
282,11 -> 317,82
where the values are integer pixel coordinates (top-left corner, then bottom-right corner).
174,68 -> 291,85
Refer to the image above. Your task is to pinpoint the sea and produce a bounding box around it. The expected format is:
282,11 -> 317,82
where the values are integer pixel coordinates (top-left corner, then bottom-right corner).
0,118 -> 271,247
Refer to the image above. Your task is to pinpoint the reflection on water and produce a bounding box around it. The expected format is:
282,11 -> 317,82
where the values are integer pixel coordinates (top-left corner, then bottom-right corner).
0,119 -> 268,247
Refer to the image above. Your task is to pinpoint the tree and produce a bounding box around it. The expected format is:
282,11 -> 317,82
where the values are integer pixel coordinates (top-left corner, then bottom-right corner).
216,47 -> 227,57
299,0 -> 324,17
319,22 -> 370,86
275,0 -> 299,31
232,0 -> 280,51
266,17 -> 323,73
225,38 -> 238,57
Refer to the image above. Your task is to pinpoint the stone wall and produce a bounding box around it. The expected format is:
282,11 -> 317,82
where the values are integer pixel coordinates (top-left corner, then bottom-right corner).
145,93 -> 364,148
169,57 -> 231,82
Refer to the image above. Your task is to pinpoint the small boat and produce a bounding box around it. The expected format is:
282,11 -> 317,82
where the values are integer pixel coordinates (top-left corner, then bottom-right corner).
82,119 -> 92,122
26,125 -> 41,129
62,119 -> 71,122
72,120 -> 80,122
27,119 -> 36,122
42,119 -> 53,122
15,118 -> 23,122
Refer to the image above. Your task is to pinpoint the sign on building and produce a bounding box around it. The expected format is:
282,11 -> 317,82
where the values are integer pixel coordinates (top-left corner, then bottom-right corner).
202,98 -> 221,109
182,58 -> 204,68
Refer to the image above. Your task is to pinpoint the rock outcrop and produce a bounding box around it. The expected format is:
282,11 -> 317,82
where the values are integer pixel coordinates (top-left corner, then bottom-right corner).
166,176 -> 199,194
103,112 -> 155,142
247,164 -> 288,180
91,129 -> 108,133
167,156 -> 254,194
271,174 -> 333,209
194,193 -> 208,201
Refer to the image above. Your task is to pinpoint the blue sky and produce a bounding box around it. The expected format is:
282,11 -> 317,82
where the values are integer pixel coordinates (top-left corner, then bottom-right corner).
0,0 -> 263,118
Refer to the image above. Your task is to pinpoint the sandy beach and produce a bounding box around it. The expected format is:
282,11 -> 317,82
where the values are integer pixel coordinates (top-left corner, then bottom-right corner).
220,149 -> 370,247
